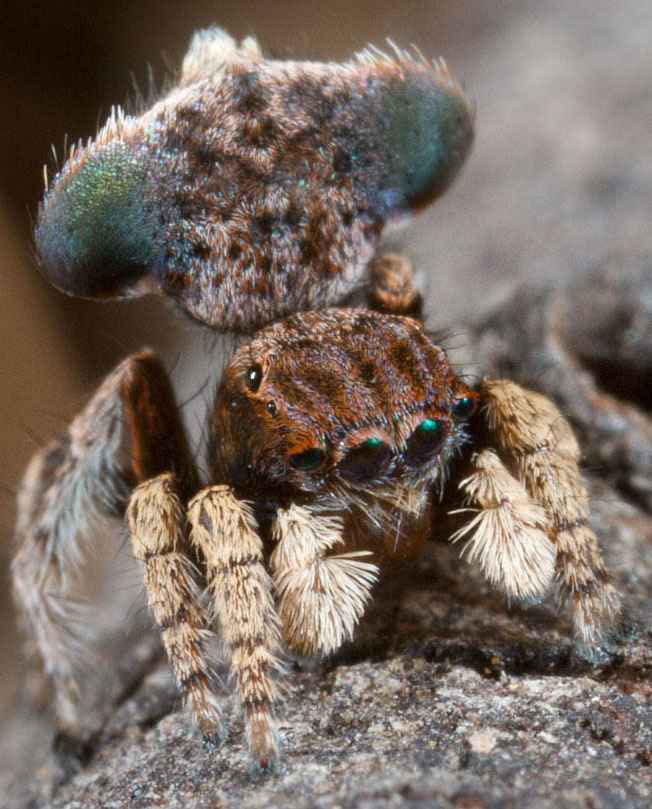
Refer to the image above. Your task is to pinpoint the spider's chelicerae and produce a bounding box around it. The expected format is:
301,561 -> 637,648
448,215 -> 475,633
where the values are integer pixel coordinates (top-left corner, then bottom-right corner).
13,27 -> 620,772
14,304 -> 620,769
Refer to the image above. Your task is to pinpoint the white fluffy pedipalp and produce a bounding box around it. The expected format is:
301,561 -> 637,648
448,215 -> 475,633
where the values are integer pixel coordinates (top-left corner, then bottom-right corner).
271,504 -> 378,656
451,450 -> 557,601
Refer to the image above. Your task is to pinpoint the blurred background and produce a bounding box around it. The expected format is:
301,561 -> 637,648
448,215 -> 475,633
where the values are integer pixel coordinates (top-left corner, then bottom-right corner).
2,0 -> 651,724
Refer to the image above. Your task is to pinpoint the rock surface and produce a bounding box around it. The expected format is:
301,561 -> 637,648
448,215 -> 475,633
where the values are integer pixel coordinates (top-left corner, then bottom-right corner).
3,1 -> 652,807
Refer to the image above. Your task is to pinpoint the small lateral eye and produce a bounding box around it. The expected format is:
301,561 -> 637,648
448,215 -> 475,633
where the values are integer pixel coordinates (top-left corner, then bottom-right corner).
453,395 -> 476,420
404,418 -> 446,466
337,437 -> 393,483
289,448 -> 326,471
245,363 -> 263,392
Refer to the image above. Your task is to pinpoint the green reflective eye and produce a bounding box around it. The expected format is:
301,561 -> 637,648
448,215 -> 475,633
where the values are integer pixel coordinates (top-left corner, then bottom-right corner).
364,437 -> 385,449
404,418 -> 446,466
289,448 -> 326,471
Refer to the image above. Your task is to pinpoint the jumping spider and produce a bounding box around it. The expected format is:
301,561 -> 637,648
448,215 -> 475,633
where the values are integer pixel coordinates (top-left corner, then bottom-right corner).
13,28 -> 620,772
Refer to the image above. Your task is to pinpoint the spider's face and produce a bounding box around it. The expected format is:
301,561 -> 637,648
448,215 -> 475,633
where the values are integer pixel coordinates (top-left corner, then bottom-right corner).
210,309 -> 476,505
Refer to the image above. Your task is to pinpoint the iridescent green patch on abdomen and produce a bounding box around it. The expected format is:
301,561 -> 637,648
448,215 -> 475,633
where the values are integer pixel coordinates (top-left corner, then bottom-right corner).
36,141 -> 162,297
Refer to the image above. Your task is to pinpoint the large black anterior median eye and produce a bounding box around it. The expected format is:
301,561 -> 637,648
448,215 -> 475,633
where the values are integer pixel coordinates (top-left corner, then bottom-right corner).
337,437 -> 393,483
289,448 -> 326,471
404,418 -> 446,466
453,395 -> 476,420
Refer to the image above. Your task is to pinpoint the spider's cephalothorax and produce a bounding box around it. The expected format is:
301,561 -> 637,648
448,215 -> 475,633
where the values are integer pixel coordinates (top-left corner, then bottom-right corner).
13,308 -> 620,772
211,308 -> 476,553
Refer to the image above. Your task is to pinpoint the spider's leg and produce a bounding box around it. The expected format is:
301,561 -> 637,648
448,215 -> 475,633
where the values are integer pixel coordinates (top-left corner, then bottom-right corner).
12,351 -> 196,733
367,252 -> 424,319
270,504 -> 379,656
128,474 -> 223,741
464,379 -> 621,646
188,486 -> 283,770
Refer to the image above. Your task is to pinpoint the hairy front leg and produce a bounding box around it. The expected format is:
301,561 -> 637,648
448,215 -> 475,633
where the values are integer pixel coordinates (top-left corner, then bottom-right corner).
188,486 -> 283,770
12,351 -> 197,733
480,380 -> 621,645
270,504 -> 379,657
452,448 -> 557,601
128,474 -> 223,740
461,379 -> 621,646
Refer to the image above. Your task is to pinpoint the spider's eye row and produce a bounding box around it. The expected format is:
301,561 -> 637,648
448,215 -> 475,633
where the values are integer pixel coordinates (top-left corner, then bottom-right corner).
289,448 -> 326,471
337,438 -> 393,483
453,395 -> 476,420
245,363 -> 263,392
404,418 -> 446,466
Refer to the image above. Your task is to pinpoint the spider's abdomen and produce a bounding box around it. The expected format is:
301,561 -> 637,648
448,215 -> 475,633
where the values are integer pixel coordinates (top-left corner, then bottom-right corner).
212,309 -> 476,496
35,28 -> 473,332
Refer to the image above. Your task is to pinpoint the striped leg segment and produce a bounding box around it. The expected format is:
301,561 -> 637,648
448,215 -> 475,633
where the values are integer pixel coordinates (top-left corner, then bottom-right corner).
188,486 -> 283,769
128,473 -> 223,740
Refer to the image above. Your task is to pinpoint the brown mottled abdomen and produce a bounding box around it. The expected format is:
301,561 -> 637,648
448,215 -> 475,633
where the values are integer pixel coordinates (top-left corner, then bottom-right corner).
34,31 -> 473,332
